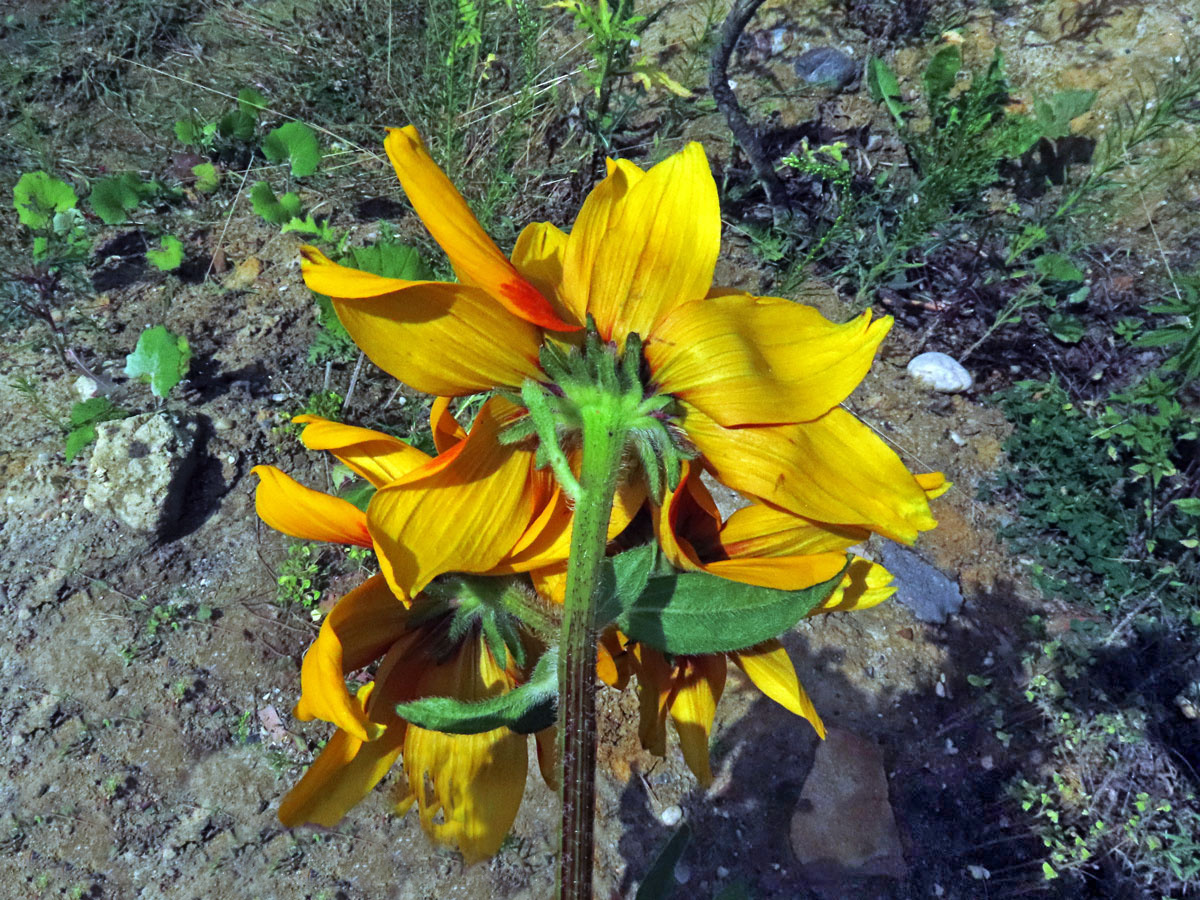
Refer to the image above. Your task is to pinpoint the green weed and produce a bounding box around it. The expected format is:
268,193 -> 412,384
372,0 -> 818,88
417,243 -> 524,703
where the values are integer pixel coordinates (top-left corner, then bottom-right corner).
276,543 -> 325,613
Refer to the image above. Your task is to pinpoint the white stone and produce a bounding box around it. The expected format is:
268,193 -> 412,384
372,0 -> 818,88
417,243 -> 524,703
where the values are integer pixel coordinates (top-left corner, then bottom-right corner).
906,352 -> 973,392
659,805 -> 683,827
73,375 -> 100,399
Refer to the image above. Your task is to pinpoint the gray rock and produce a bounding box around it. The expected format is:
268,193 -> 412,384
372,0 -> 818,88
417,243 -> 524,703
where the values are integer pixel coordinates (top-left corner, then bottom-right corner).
906,351 -> 973,392
790,728 -> 905,883
879,543 -> 964,624
794,47 -> 858,90
84,412 -> 198,533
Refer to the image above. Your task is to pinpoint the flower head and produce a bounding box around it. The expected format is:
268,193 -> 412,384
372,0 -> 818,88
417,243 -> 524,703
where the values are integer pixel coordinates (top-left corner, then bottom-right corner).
300,126 -> 938,544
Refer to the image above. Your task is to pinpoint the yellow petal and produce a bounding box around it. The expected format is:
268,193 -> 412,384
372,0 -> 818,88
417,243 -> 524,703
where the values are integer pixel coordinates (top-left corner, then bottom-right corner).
278,684 -> 407,827
535,726 -> 559,791
668,655 -> 726,786
681,405 -> 937,544
294,575 -> 412,740
558,158 -> 644,327
294,416 -> 431,487
730,640 -> 825,738
596,628 -> 631,690
253,465 -> 372,547
653,461 -> 722,573
647,297 -> 892,425
719,502 -> 870,559
633,645 -> 672,757
300,246 -> 543,396
811,557 -> 896,614
565,144 -> 719,342
702,553 -> 850,590
399,638 -> 529,863
430,396 -> 468,455
368,398 -> 538,597
384,126 -> 575,331
916,471 -> 952,499
512,221 -> 577,326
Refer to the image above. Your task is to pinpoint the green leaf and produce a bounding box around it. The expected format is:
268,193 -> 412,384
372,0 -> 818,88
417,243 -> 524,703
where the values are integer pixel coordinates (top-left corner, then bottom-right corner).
249,182 -> 303,225
616,562 -> 848,656
346,242 -> 432,280
191,162 -> 219,193
635,824 -> 691,900
146,235 -> 184,272
65,425 -> 97,462
237,87 -> 269,119
1033,252 -> 1084,283
89,173 -> 156,225
14,171 -> 78,228
1047,313 -> 1085,344
1033,89 -> 1096,139
341,480 -> 376,513
1172,498 -> 1200,517
394,648 -> 558,735
124,325 -> 192,399
261,121 -> 321,177
923,44 -> 961,107
597,543 -> 658,624
867,57 -> 907,130
281,214 -> 337,242
69,396 -> 125,428
218,109 -> 256,141
174,119 -> 200,147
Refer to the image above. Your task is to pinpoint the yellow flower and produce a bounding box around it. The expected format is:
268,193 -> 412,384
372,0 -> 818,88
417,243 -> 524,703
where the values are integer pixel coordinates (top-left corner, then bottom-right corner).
299,127 -> 939,544
253,400 -> 637,860
624,463 -> 949,785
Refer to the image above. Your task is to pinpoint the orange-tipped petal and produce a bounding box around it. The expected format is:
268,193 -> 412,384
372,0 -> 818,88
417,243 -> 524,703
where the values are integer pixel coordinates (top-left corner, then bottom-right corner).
731,640 -> 825,738
647,297 -> 892,426
293,575 -> 413,740
384,126 -> 576,331
811,557 -> 896,614
654,461 -> 722,573
294,416 -> 431,487
368,398 -> 538,596
512,221 -> 577,326
681,405 -> 937,544
668,655 -> 727,786
703,553 -> 850,590
278,684 -> 407,827
253,465 -> 372,547
564,144 -> 719,342
300,245 -> 543,396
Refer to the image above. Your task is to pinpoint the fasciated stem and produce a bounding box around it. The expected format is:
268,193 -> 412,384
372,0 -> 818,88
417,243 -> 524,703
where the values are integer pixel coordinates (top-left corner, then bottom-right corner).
558,404 -> 629,900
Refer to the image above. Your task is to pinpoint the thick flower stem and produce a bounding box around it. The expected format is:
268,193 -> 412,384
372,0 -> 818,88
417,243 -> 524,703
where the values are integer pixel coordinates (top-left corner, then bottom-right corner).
558,404 -> 629,900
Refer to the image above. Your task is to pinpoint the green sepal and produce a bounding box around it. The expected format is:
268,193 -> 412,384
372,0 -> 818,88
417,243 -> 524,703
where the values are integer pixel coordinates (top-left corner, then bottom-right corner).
615,560 -> 849,655
394,647 -> 558,735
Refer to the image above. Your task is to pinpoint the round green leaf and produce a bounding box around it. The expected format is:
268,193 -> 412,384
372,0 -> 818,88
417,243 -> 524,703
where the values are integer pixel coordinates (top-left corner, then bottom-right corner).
14,171 -> 78,229
261,121 -> 321,177
124,325 -> 192,399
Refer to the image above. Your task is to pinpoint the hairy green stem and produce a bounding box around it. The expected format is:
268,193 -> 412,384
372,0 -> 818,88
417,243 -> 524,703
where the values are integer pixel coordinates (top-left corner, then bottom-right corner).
557,404 -> 628,900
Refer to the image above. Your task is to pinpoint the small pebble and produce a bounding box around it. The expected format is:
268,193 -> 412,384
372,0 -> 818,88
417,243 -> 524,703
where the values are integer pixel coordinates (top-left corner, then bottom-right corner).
660,805 -> 683,827
674,862 -> 691,885
907,352 -> 974,392
793,47 -> 858,90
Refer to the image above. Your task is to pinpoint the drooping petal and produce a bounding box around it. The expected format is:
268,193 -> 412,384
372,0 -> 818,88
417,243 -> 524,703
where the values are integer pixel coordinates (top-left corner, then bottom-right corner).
368,398 -> 538,597
681,405 -> 937,544
654,461 -> 722,573
730,640 -> 825,738
534,727 -> 560,791
596,628 -> 631,690
300,246 -> 543,396
668,654 -> 727,786
253,465 -> 372,547
293,575 -> 414,740
633,645 -> 673,758
810,556 -> 896,614
277,684 -> 408,827
559,157 -> 645,327
512,221 -> 577,326
647,297 -> 892,426
383,126 -> 575,331
294,416 -> 431,487
394,638 -> 529,864
565,144 -> 720,342
430,396 -> 468,455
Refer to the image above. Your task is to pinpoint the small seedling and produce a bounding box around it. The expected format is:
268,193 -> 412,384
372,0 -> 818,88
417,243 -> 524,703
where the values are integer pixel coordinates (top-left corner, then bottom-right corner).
146,235 -> 184,272
261,121 -> 321,177
124,325 -> 192,399
13,171 -> 77,228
